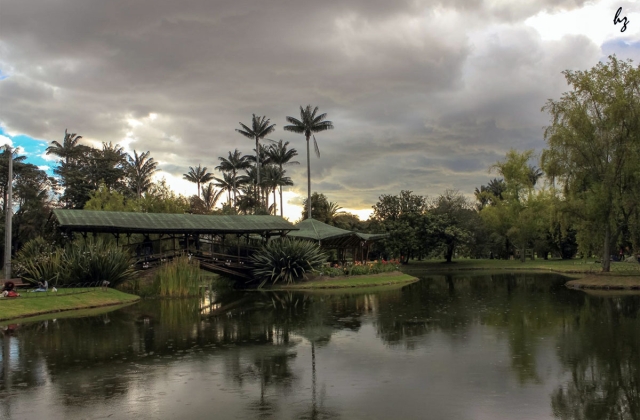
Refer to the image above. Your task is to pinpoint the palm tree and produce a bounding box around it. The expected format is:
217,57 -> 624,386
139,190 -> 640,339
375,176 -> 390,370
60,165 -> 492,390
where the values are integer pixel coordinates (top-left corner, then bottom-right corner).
262,165 -> 293,215
201,182 -> 224,212
213,172 -> 236,206
284,105 -> 333,219
45,129 -> 88,165
236,115 -> 276,205
215,149 -> 251,209
183,164 -> 214,198
267,140 -> 299,217
126,150 -> 158,198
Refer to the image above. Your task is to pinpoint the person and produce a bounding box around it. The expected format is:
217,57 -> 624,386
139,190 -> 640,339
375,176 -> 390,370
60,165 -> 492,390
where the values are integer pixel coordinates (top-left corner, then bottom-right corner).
1,281 -> 20,298
34,280 -> 48,292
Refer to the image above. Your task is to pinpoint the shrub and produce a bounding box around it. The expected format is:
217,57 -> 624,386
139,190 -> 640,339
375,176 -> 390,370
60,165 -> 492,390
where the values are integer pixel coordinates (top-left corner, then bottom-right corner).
14,237 -> 135,287
251,238 -> 327,288
319,266 -> 344,277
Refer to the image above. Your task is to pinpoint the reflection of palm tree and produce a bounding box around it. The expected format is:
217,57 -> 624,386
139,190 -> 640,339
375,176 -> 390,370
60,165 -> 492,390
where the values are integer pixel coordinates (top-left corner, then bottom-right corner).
284,105 -> 334,220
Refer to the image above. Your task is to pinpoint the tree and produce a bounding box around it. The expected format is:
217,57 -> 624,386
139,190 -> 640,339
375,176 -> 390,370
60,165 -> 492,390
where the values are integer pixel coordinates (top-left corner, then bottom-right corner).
541,55 -> 640,271
46,129 -> 93,208
284,105 -> 334,220
430,190 -> 475,263
266,140 -> 299,217
126,150 -> 158,198
215,149 -> 251,209
201,182 -> 224,212
263,165 -> 293,215
213,172 -> 236,206
236,115 -> 276,205
300,192 -> 343,224
183,164 -> 214,198
481,150 -> 550,262
372,190 -> 427,264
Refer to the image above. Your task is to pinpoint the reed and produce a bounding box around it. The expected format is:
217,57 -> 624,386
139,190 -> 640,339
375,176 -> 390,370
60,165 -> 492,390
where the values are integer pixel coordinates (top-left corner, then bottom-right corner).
151,256 -> 201,298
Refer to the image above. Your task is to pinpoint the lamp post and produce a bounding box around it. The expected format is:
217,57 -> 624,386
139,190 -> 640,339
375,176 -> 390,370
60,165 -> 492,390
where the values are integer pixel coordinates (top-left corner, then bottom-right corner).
4,145 -> 12,280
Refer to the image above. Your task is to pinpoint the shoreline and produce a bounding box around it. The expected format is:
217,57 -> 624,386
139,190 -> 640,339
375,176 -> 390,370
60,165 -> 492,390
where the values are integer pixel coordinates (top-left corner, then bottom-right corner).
268,271 -> 419,290
565,275 -> 640,290
0,289 -> 140,322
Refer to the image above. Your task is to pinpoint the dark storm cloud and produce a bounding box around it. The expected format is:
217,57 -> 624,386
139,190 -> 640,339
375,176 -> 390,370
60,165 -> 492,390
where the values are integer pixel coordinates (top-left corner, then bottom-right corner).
0,0 -> 604,212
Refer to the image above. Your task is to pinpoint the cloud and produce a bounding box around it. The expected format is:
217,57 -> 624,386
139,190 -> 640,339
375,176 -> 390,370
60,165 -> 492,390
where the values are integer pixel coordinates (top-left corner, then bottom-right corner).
0,0 -> 635,215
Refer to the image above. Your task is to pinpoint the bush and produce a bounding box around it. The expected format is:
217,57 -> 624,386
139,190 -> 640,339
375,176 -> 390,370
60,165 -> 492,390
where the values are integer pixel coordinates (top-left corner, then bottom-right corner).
251,238 -> 327,288
14,237 -> 135,287
319,266 -> 344,277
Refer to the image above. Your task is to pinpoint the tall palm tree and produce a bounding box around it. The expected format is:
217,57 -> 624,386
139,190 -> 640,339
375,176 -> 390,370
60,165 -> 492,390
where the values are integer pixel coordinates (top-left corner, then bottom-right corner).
236,115 -> 276,205
183,164 -> 214,198
267,140 -> 299,217
201,182 -> 224,212
126,150 -> 158,198
284,105 -> 333,219
215,149 -> 251,209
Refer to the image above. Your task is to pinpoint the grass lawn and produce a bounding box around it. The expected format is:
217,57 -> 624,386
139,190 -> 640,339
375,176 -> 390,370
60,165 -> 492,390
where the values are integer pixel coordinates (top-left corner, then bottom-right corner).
0,288 -> 140,321
400,258 -> 640,274
272,272 -> 418,290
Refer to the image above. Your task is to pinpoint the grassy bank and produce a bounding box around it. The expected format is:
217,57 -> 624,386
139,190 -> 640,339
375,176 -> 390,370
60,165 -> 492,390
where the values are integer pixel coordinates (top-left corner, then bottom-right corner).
272,271 -> 418,290
400,258 -> 640,274
0,288 -> 140,321
566,275 -> 640,290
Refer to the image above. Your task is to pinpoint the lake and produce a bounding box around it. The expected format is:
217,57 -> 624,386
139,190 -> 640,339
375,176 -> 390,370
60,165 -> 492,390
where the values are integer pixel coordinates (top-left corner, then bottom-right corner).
1,272 -> 639,420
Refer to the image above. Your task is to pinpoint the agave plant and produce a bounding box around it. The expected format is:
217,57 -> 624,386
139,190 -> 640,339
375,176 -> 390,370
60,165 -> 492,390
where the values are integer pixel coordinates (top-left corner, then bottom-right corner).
250,238 -> 327,288
63,238 -> 136,286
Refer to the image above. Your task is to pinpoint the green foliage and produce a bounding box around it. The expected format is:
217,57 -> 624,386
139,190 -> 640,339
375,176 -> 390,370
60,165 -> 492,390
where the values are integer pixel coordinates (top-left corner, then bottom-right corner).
250,238 -> 327,287
151,256 -> 201,298
14,237 -> 135,287
542,55 -> 640,271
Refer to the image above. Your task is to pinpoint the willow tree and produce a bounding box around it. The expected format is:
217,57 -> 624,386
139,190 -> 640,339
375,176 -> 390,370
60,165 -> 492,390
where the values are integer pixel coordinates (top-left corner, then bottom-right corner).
542,56 -> 640,272
284,105 -> 333,220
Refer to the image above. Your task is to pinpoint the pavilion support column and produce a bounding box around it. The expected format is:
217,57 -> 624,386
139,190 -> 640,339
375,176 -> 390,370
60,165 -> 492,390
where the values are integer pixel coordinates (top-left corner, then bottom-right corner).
237,234 -> 241,263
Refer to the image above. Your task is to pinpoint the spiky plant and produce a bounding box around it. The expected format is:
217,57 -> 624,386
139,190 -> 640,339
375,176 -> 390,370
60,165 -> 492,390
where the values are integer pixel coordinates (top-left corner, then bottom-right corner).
250,238 -> 327,288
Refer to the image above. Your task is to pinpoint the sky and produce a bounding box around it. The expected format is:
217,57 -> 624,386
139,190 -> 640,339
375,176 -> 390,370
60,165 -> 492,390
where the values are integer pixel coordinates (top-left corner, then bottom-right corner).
0,0 -> 639,222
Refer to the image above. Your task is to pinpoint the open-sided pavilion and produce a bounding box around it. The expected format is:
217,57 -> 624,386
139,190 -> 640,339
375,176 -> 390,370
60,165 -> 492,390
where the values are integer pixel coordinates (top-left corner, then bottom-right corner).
285,218 -> 387,264
52,209 -> 298,279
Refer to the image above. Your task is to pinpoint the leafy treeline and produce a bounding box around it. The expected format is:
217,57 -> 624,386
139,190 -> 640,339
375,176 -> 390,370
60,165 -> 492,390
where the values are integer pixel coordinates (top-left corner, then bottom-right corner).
367,56 -> 640,271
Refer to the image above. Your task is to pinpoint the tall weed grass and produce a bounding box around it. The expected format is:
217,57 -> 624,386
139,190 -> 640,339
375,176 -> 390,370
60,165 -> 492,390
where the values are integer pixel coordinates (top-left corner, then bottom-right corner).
151,257 -> 201,298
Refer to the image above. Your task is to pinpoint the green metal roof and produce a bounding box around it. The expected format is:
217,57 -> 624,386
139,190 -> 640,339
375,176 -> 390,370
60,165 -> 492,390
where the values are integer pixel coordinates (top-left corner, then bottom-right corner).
53,210 -> 298,234
286,218 -> 354,241
285,218 -> 387,248
355,232 -> 388,241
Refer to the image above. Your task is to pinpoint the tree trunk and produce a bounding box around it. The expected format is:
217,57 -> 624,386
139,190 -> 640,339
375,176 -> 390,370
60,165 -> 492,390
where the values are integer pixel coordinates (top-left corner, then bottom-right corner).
445,242 -> 454,263
520,243 -> 526,263
306,134 -> 311,220
273,189 -> 277,215
256,138 -> 261,207
279,164 -> 284,218
602,222 -> 611,272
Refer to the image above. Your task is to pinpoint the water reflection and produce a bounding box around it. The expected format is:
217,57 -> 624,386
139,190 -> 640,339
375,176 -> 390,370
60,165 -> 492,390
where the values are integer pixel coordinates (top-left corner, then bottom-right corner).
0,273 -> 638,420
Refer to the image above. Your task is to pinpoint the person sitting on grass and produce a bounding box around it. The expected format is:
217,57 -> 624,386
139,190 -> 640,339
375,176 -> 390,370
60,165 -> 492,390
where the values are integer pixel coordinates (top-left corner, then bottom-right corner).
1,281 -> 20,298
33,280 -> 48,292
